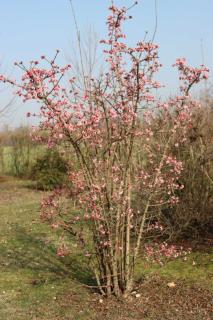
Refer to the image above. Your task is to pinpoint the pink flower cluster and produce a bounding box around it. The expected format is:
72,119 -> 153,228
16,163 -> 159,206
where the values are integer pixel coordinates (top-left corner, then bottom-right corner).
173,58 -> 209,94
56,243 -> 69,257
144,242 -> 192,264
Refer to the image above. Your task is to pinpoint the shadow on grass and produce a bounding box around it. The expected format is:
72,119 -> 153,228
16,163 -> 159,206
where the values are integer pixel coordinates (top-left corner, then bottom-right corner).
0,224 -> 94,286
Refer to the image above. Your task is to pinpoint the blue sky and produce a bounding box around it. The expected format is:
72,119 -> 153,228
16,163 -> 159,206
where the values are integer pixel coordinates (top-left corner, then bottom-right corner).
0,0 -> 212,127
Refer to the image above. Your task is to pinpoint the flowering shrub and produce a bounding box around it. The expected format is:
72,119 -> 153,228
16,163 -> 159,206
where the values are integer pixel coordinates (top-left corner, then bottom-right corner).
0,2 -> 208,297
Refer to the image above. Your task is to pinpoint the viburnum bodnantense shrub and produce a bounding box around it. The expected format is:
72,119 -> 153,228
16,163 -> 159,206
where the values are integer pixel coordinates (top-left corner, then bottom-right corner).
0,2 -> 208,297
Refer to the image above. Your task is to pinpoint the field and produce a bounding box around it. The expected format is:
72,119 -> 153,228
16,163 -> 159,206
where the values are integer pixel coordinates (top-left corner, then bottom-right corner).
0,176 -> 212,320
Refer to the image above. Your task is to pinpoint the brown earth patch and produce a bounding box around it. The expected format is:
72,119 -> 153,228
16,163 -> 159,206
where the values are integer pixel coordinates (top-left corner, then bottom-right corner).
60,276 -> 213,320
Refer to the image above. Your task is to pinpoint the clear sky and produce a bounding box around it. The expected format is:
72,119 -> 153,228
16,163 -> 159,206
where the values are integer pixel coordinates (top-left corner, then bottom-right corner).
0,0 -> 212,127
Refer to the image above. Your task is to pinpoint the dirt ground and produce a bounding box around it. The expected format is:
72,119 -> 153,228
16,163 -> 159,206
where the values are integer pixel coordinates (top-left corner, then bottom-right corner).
57,275 -> 212,320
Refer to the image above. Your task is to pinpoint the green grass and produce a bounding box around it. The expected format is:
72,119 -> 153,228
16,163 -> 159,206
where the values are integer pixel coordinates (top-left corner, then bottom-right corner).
0,177 -> 212,319
136,252 -> 212,290
0,177 -> 94,319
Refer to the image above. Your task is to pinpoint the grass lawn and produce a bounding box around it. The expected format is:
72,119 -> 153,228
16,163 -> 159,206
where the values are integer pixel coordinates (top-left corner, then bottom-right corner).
0,176 -> 212,320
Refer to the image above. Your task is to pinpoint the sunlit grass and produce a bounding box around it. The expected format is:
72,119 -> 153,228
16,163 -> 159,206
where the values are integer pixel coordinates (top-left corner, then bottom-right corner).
135,251 -> 213,290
